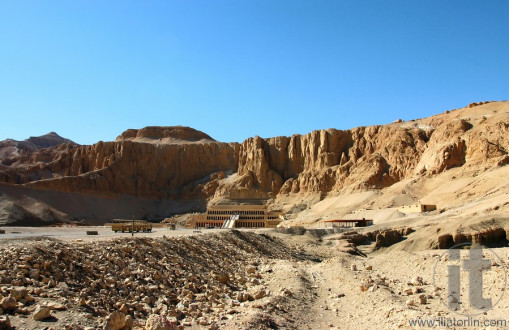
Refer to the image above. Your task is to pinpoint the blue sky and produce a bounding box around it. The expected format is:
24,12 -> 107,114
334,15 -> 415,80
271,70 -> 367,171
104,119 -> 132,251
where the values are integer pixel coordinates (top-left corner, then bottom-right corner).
1,1 -> 508,145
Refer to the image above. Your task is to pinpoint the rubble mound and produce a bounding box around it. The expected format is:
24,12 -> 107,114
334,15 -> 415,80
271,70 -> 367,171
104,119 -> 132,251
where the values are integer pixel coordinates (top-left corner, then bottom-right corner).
0,231 -> 303,328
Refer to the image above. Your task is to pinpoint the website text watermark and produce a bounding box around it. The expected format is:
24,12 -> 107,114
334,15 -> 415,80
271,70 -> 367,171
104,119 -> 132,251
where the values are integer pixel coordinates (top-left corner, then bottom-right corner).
409,317 -> 507,328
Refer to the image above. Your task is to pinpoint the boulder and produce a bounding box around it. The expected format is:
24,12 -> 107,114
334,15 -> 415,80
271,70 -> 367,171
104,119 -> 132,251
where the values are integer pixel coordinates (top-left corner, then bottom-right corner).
375,230 -> 402,248
33,306 -> 51,321
437,234 -> 454,249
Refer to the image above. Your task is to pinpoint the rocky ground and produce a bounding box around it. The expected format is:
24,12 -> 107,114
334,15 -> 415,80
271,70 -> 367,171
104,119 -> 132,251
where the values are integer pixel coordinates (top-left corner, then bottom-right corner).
1,228 -> 508,329
0,230 -> 306,329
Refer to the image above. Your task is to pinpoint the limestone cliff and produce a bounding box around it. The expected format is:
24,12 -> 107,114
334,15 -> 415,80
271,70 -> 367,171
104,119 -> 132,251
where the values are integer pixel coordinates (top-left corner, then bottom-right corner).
214,101 -> 508,200
0,127 -> 238,200
0,102 -> 508,225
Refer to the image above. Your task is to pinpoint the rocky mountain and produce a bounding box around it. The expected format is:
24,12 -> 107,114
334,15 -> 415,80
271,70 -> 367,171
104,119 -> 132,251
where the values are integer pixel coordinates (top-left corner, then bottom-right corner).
0,102 -> 508,225
214,101 -> 508,200
0,132 -> 77,167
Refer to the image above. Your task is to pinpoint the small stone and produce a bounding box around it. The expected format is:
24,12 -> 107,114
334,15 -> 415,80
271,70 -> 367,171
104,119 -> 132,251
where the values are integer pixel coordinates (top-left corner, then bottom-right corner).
280,288 -> 292,297
124,315 -> 134,330
365,266 -> 372,271
252,289 -> 266,300
210,271 -> 228,284
33,306 -> 51,321
410,276 -> 423,286
119,304 -> 128,314
350,265 -> 357,271
246,266 -> 256,274
0,297 -> 17,310
57,282 -> 69,291
46,302 -> 67,311
403,288 -> 413,295
406,299 -> 415,306
448,295 -> 458,304
198,317 -> 209,326
0,315 -> 10,329
418,294 -> 427,305
9,288 -> 27,301
103,311 -> 125,330
145,314 -> 177,330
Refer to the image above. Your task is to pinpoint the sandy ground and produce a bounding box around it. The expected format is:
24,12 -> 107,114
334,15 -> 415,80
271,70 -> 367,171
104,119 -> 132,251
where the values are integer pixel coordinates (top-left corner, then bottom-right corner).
220,232 -> 509,329
0,226 -> 234,246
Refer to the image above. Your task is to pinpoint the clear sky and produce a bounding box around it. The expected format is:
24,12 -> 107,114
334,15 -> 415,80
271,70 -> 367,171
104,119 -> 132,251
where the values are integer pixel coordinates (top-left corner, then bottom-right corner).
1,1 -> 508,145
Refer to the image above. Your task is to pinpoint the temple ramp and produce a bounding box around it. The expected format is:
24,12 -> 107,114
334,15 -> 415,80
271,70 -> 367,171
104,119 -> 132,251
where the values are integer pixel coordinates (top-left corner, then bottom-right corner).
222,214 -> 239,229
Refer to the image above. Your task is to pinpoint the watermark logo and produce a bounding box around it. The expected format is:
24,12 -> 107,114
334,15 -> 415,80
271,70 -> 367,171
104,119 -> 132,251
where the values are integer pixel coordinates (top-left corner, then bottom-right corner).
432,243 -> 507,316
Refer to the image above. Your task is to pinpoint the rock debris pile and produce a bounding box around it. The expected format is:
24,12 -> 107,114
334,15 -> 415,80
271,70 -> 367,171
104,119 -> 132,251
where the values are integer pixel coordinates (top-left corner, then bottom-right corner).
0,231 -> 299,328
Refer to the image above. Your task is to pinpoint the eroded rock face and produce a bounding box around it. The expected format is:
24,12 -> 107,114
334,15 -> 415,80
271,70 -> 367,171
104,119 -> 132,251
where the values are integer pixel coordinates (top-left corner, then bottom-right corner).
230,125 -> 428,197
220,102 -> 509,198
0,137 -> 238,200
0,132 -> 77,168
1,101 -> 508,225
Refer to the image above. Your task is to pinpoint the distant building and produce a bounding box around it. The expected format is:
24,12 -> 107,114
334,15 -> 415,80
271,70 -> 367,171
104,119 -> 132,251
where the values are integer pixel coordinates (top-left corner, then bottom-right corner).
190,204 -> 283,229
397,203 -> 437,213
351,208 -> 372,214
321,219 -> 373,228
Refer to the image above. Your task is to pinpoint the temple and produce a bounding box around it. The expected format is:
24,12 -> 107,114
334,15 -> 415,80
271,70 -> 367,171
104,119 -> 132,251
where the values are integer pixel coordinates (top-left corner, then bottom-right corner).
190,204 -> 283,229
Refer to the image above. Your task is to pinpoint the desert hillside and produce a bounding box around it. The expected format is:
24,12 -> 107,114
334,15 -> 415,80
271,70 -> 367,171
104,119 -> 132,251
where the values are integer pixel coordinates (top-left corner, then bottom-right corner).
0,101 -> 508,226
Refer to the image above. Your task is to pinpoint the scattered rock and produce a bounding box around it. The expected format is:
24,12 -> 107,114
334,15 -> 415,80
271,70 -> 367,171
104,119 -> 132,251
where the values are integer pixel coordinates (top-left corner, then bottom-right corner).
33,305 -> 51,321
246,266 -> 257,274
46,302 -> 67,311
124,315 -> 134,330
145,314 -> 177,330
375,230 -> 403,248
410,276 -> 423,286
57,281 -> 69,290
403,287 -> 414,295
0,297 -> 16,311
103,311 -> 126,330
0,315 -> 10,329
252,289 -> 268,300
